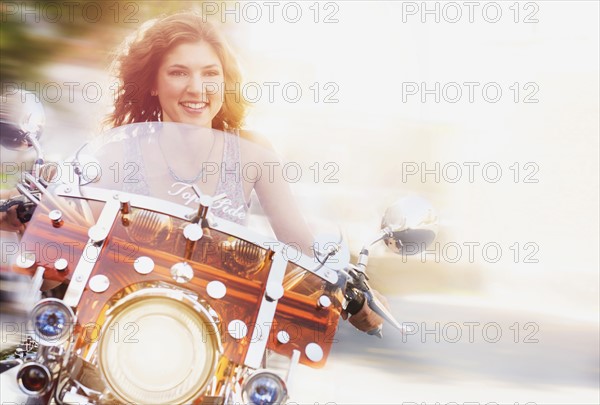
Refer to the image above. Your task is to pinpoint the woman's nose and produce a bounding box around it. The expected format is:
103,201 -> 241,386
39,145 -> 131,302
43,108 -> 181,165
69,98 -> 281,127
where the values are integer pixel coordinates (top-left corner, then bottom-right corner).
186,74 -> 205,95
187,74 -> 219,97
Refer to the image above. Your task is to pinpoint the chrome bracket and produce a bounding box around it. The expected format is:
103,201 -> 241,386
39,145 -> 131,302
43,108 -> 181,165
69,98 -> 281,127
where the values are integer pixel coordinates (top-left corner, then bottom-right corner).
244,249 -> 288,369
55,185 -> 196,221
63,197 -> 121,308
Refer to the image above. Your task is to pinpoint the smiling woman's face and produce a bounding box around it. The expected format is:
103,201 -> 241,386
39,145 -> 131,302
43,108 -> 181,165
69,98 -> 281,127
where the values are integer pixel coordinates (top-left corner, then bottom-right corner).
154,41 -> 224,128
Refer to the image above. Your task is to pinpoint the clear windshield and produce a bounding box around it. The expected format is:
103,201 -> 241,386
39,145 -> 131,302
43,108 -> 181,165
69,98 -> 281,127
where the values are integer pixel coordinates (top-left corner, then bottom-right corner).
78,122 -> 273,225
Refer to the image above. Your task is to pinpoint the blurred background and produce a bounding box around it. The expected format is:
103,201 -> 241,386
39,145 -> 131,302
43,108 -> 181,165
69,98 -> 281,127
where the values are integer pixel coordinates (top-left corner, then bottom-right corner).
1,1 -> 598,404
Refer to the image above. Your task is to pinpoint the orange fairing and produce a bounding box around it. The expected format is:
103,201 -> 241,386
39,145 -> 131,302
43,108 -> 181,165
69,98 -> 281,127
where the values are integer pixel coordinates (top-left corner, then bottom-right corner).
9,194 -> 343,368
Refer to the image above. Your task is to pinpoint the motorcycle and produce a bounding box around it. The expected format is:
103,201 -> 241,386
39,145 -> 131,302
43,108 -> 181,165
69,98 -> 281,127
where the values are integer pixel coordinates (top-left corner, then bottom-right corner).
0,90 -> 438,405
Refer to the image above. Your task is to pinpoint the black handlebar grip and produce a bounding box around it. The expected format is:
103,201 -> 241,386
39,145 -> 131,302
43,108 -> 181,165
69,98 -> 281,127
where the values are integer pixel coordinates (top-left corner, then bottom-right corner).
345,288 -> 365,315
0,199 -> 21,212
16,202 -> 35,223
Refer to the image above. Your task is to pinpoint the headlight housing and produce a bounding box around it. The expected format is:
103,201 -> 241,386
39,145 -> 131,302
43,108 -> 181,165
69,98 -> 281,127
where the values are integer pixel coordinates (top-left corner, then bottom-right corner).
97,288 -> 221,405
31,298 -> 75,346
242,371 -> 289,405
17,362 -> 53,396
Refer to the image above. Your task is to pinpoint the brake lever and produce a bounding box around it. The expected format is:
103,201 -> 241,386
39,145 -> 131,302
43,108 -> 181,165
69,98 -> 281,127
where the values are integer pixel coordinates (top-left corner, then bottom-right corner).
363,289 -> 407,332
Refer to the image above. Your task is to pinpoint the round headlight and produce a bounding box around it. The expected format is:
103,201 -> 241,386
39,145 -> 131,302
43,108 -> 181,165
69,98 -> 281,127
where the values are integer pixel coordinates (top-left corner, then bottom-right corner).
17,362 -> 53,396
242,371 -> 288,405
97,289 -> 221,405
31,299 -> 74,346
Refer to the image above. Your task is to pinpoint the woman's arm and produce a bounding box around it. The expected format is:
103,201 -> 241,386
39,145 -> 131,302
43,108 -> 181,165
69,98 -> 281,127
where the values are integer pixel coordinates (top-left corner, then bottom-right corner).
253,155 -> 315,256
246,132 -> 385,333
240,130 -> 314,255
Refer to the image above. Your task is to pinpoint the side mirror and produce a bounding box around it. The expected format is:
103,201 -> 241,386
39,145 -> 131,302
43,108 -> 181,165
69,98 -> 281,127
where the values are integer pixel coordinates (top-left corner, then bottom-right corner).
0,90 -> 45,151
381,196 -> 438,255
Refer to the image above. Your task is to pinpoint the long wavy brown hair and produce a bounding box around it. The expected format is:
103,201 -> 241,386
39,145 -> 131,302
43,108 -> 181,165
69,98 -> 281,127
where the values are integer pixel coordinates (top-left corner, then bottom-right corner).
105,12 -> 248,131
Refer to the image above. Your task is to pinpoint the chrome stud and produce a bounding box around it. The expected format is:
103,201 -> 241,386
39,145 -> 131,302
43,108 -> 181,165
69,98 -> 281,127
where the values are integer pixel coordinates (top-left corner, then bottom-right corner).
206,280 -> 226,299
183,223 -> 203,241
87,225 -> 107,244
134,256 -> 154,275
277,330 -> 290,344
317,295 -> 332,309
305,343 -> 324,362
119,195 -> 131,214
265,282 -> 284,301
228,319 -> 248,340
170,262 -> 193,283
48,210 -> 63,227
54,258 -> 68,272
89,275 -> 109,293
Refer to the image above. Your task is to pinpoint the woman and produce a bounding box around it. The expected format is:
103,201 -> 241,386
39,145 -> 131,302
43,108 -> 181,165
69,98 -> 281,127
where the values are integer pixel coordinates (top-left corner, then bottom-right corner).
106,12 -> 315,247
11,12 -> 384,332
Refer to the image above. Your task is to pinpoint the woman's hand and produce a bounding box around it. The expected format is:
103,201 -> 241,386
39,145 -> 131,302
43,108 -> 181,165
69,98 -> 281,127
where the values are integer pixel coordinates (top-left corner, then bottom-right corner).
0,189 -> 25,233
341,289 -> 390,333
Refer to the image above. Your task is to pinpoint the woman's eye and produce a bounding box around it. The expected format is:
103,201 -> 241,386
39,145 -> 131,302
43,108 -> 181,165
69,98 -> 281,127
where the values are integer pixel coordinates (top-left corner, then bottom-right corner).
205,70 -> 221,77
169,70 -> 187,77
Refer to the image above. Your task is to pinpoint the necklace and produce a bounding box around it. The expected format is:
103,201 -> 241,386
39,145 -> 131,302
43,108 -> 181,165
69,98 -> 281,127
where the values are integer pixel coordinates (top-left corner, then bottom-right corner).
159,132 -> 216,184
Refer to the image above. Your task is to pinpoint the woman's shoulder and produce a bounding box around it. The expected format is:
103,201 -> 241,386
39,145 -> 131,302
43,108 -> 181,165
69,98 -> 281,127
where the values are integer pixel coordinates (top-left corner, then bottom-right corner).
235,129 -> 280,162
237,129 -> 273,149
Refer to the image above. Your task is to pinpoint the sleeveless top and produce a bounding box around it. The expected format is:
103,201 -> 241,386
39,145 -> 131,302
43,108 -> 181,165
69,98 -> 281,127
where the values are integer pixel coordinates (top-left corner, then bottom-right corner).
122,129 -> 250,225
